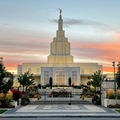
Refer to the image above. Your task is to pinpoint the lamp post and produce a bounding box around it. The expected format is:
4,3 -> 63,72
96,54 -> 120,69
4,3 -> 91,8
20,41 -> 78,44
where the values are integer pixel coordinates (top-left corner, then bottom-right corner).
0,57 -> 3,64
112,61 -> 116,97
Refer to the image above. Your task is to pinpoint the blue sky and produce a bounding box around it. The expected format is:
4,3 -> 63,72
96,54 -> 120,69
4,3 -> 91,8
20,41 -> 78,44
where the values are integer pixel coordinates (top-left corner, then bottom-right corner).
0,0 -> 120,73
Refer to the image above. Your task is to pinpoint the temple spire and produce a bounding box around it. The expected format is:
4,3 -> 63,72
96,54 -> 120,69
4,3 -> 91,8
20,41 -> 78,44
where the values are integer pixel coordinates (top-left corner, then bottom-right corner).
58,9 -> 63,31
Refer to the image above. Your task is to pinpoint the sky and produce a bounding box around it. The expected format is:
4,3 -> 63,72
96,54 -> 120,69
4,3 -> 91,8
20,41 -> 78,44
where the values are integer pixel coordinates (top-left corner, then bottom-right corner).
0,0 -> 120,74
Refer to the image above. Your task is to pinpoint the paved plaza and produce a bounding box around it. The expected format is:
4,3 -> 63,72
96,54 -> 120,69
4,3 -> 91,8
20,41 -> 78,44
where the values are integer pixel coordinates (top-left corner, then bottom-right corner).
15,105 -> 107,113
0,95 -> 120,118
0,104 -> 120,118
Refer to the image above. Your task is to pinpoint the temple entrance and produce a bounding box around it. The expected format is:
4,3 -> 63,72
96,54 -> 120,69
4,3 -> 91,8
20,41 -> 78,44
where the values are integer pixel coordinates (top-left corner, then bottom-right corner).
55,69 -> 66,85
41,67 -> 80,85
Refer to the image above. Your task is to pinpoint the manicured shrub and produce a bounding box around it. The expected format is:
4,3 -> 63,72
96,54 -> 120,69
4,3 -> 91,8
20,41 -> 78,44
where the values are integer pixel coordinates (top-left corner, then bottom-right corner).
49,89 -> 72,97
107,104 -> 120,108
92,95 -> 101,105
42,85 -> 46,89
0,90 -> 13,108
107,89 -> 115,99
117,89 -> 120,99
0,90 -> 13,100
21,97 -> 30,105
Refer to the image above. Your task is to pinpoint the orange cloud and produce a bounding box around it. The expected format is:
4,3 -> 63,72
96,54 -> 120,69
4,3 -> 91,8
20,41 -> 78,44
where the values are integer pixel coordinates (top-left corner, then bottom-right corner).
1,29 -> 120,74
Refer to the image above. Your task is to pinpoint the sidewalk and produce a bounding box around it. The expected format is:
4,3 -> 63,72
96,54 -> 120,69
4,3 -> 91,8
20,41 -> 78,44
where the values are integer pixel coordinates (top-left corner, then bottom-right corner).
0,104 -> 120,118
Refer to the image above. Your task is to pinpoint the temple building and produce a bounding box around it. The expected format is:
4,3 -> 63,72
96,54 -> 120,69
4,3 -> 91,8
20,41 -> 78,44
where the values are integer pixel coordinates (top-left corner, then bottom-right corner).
17,10 -> 102,86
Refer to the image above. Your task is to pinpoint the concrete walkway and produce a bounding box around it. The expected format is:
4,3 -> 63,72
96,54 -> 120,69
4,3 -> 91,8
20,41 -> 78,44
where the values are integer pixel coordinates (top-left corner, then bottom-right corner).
0,104 -> 120,118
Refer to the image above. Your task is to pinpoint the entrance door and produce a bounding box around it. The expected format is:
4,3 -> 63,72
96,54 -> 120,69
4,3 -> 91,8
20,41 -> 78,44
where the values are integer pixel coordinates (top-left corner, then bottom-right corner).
55,69 -> 66,85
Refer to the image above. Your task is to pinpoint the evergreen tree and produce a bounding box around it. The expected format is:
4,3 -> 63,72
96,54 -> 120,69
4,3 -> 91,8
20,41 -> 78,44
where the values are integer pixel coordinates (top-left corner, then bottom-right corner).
49,77 -> 52,89
0,63 -> 14,94
68,77 -> 71,86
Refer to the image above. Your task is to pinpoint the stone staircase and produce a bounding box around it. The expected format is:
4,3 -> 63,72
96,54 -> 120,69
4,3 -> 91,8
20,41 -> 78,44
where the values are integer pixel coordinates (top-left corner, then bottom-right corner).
30,99 -> 92,105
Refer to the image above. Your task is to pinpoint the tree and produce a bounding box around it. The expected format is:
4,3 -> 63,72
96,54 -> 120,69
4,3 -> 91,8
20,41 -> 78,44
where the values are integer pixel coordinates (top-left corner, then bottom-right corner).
0,63 -> 14,107
0,63 -> 14,94
68,77 -> 71,86
116,63 -> 120,89
87,70 -> 106,105
87,70 -> 106,93
18,71 -> 34,92
49,77 -> 52,89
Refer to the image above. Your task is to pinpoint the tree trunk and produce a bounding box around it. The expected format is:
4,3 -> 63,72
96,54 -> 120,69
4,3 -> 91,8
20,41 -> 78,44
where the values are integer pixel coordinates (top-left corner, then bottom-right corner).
95,87 -> 96,96
26,86 -> 28,93
23,86 -> 24,92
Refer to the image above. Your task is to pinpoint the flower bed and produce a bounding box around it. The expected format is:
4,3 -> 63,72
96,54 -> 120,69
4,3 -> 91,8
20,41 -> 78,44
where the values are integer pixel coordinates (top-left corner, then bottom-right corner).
49,89 -> 72,97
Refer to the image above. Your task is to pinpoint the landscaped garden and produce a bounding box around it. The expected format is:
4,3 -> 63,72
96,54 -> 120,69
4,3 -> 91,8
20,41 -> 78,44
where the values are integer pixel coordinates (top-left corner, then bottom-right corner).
49,89 -> 72,97
104,63 -> 120,108
0,62 -> 41,108
105,89 -> 120,108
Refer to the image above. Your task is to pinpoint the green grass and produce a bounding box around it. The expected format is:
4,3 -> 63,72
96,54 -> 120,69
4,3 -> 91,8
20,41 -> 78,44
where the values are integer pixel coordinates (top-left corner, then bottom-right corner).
116,110 -> 120,113
0,110 -> 7,114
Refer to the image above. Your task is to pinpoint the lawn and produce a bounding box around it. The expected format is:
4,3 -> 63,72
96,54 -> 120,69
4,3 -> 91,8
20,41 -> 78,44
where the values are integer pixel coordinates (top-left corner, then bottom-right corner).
0,110 -> 7,114
116,110 -> 120,113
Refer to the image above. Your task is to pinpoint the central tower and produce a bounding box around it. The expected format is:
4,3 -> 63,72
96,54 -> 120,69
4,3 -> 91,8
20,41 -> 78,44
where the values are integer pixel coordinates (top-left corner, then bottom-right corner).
48,9 -> 73,64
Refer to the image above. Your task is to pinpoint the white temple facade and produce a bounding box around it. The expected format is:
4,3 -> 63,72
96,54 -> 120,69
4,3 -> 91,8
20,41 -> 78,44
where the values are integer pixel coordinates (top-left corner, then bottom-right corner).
17,10 -> 102,86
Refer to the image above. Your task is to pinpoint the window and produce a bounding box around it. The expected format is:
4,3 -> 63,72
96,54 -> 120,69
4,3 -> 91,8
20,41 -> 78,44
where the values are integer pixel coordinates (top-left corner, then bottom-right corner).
72,71 -> 77,85
44,71 -> 49,85
55,70 -> 65,85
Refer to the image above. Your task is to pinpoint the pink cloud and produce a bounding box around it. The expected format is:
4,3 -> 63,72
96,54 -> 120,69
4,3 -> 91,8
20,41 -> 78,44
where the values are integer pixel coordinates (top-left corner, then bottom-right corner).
1,28 -> 120,74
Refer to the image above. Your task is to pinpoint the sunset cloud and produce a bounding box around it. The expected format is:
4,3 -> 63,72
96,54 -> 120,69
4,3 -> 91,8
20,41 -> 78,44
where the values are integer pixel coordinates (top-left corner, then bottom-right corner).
1,25 -> 120,74
51,18 -> 118,33
71,32 -> 120,71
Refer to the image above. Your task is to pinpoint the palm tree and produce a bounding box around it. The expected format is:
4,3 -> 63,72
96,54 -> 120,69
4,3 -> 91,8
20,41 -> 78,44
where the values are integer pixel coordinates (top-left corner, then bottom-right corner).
18,71 -> 34,92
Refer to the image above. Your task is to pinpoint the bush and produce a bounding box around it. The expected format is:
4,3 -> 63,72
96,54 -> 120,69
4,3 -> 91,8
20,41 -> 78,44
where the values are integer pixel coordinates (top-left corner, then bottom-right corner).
92,95 -> 101,105
0,90 -> 13,108
107,89 -> 115,99
49,89 -> 72,97
117,89 -> 120,99
81,85 -> 94,98
0,91 -> 13,101
10,89 -> 22,101
107,104 -> 120,108
107,104 -> 114,108
42,85 -> 46,89
21,97 -> 30,105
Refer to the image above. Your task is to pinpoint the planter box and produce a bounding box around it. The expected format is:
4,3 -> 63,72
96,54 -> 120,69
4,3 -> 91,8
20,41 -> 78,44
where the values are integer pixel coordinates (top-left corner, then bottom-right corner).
84,98 -> 92,102
107,99 -> 120,105
102,98 -> 120,107
29,98 -> 38,102
10,101 -> 17,107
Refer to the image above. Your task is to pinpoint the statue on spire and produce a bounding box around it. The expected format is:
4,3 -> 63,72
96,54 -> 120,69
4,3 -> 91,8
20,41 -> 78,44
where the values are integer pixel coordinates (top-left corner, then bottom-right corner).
58,8 -> 63,30
60,9 -> 62,16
